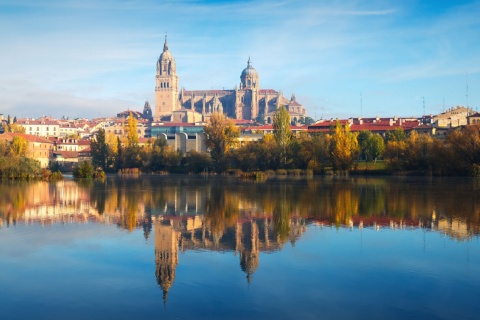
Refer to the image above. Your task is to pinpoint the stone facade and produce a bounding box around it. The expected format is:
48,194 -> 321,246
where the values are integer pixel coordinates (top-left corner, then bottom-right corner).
154,37 -> 306,123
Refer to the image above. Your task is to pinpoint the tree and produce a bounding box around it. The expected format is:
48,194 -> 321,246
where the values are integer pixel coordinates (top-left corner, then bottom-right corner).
298,116 -> 315,125
125,112 -> 139,147
4,123 -> 26,133
273,106 -> 292,166
9,136 -> 28,157
329,121 -> 359,171
386,127 -> 407,143
445,124 -> 480,175
90,128 -> 110,171
73,161 -> 94,178
255,111 -> 265,125
367,133 -> 385,161
358,130 -> 384,161
204,112 -> 240,164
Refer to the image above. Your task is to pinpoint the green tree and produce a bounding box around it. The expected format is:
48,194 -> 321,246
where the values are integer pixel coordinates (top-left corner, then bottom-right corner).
329,121 -> 359,171
298,116 -> 315,125
358,130 -> 385,161
255,111 -> 265,125
73,161 -> 94,178
204,112 -> 240,165
183,151 -> 213,173
368,133 -> 385,161
273,106 -> 292,166
90,128 -> 110,171
386,127 -> 407,143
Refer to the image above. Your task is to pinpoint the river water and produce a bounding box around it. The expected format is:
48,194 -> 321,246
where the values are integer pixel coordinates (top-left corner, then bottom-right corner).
0,176 -> 479,319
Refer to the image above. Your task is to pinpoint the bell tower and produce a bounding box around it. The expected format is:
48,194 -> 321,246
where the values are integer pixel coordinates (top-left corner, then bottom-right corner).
155,35 -> 179,119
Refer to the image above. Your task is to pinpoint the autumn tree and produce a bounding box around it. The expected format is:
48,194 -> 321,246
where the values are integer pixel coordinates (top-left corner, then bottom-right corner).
445,125 -> 480,175
4,123 -> 26,133
329,121 -> 359,171
9,136 -> 28,157
204,112 -> 240,165
273,106 -> 292,166
125,112 -> 139,147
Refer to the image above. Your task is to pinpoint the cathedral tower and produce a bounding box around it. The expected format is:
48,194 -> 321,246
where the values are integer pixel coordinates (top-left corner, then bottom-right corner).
239,57 -> 260,120
155,35 -> 179,119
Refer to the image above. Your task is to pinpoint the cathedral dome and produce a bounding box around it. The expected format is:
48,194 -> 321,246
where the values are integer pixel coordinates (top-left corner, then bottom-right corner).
159,35 -> 174,61
241,57 -> 258,78
160,50 -> 173,61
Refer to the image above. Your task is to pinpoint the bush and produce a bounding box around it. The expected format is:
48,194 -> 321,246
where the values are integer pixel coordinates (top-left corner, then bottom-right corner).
73,161 -> 94,178
49,171 -> 64,181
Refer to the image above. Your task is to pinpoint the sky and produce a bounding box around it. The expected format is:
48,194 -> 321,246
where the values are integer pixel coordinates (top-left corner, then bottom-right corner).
0,0 -> 479,120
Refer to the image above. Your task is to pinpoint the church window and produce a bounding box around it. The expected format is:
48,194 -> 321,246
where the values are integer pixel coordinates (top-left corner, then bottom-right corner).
247,80 -> 251,86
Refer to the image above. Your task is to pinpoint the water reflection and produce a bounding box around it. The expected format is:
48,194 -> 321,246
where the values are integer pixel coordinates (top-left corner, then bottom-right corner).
1,176 -> 479,303
1,176 -> 479,239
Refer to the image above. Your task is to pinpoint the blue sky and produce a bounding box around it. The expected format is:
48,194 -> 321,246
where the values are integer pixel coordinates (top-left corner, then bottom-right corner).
0,0 -> 479,120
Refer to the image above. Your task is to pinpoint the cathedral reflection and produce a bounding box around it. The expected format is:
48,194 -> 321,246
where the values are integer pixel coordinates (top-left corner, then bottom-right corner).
153,215 -> 307,302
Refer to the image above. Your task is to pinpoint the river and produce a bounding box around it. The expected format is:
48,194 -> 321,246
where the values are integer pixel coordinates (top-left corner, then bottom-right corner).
0,175 -> 479,319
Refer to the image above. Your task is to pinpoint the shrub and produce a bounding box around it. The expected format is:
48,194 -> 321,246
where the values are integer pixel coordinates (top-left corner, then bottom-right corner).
73,161 -> 94,178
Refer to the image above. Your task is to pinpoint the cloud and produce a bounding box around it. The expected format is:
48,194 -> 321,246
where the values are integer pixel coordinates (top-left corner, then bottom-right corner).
0,0 -> 479,118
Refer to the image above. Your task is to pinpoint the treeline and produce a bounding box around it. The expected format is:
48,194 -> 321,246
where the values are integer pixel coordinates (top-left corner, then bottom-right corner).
90,125 -> 213,174
90,110 -> 480,177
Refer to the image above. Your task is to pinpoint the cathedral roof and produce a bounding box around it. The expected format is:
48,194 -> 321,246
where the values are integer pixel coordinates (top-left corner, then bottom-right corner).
241,57 -> 258,78
159,35 -> 174,61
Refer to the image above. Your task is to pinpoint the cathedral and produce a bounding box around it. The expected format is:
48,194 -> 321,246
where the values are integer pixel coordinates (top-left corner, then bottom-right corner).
154,36 -> 306,123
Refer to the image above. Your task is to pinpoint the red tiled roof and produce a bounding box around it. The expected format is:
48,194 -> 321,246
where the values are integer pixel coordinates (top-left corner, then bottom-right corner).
152,122 -> 205,127
53,151 -> 78,159
243,125 -> 307,131
0,133 -> 53,144
16,119 -> 59,125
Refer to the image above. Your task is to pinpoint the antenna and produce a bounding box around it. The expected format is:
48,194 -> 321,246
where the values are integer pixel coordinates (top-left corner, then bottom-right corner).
422,97 -> 425,116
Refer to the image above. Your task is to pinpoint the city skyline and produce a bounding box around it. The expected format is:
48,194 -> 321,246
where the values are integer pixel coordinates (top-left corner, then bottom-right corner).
1,0 -> 479,120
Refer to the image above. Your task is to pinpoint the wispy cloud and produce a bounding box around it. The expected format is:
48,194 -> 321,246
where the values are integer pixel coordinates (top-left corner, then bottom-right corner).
0,0 -> 478,118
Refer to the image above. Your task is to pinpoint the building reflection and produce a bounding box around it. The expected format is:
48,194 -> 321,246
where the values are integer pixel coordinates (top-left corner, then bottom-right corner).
152,214 -> 307,303
1,176 -> 480,301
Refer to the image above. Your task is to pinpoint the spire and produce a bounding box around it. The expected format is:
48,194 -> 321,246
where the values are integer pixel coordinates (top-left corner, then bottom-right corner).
163,34 -> 169,52
247,56 -> 252,68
